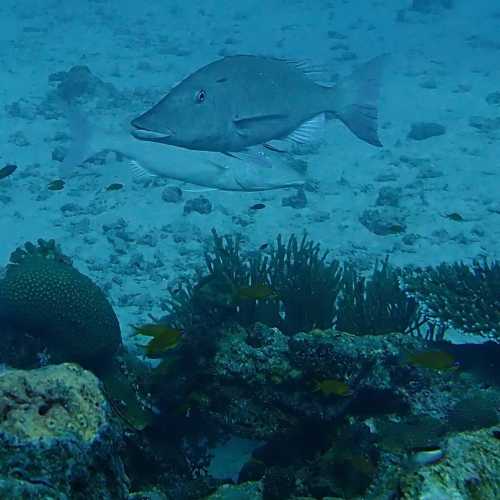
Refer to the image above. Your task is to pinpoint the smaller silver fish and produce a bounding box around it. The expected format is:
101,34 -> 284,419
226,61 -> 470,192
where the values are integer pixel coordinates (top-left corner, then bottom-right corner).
60,111 -> 305,192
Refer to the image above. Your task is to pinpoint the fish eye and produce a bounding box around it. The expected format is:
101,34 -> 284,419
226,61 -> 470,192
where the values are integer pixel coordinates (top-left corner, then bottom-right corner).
195,89 -> 206,103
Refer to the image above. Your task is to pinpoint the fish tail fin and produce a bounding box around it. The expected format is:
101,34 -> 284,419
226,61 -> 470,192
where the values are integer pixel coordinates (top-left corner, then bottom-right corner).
58,104 -> 95,178
329,54 -> 388,147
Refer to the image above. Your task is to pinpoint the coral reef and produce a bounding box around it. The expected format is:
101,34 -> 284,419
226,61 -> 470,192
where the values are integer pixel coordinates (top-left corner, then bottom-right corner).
0,363 -> 128,499
0,239 -> 121,370
397,427 -> 500,499
1,234 -> 498,498
206,481 -> 263,500
177,322 -> 476,440
167,230 -> 417,337
403,260 -> 500,338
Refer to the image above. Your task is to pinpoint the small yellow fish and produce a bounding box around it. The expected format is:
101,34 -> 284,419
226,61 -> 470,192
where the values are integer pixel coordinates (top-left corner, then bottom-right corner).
106,183 -> 124,191
133,324 -> 182,358
132,324 -> 178,337
0,164 -> 17,180
48,179 -> 65,191
313,379 -> 352,397
407,350 -> 457,371
235,283 -> 278,301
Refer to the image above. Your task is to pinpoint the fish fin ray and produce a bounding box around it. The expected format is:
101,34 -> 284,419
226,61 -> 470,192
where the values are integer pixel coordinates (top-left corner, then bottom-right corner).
281,58 -> 330,85
284,113 -> 326,145
59,104 -> 94,179
129,160 -> 157,178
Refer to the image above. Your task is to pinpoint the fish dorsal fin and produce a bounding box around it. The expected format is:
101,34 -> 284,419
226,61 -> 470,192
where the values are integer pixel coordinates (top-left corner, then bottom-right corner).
281,58 -> 330,85
129,160 -> 157,178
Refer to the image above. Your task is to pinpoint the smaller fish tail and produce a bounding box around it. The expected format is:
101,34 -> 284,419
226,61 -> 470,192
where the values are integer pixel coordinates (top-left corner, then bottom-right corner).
59,104 -> 94,178
329,54 -> 389,147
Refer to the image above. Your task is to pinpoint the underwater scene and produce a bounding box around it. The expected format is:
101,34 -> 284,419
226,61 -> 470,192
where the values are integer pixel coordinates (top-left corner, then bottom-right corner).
0,0 -> 499,498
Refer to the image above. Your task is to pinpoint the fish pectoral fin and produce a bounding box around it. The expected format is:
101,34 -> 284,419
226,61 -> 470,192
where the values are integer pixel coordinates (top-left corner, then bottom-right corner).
233,113 -> 288,129
207,157 -> 230,170
129,160 -> 157,178
181,184 -> 219,193
283,113 -> 326,145
231,147 -> 275,169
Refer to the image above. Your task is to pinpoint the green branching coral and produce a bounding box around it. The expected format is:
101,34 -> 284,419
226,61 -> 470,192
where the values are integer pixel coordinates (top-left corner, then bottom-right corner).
403,260 -> 500,338
336,258 -> 420,335
0,239 -> 121,369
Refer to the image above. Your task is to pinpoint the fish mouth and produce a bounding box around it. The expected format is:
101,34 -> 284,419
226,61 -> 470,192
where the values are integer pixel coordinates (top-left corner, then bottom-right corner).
131,128 -> 174,142
131,120 -> 175,142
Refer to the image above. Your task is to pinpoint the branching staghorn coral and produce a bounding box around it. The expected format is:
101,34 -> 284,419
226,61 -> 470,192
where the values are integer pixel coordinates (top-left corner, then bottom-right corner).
403,260 -> 500,338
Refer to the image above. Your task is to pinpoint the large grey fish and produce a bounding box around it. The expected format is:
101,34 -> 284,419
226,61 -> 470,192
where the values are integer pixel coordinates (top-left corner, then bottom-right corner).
131,54 -> 387,152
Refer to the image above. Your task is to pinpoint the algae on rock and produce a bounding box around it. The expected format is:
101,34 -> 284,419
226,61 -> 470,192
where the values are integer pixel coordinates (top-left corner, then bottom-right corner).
0,363 -> 129,499
398,426 -> 500,499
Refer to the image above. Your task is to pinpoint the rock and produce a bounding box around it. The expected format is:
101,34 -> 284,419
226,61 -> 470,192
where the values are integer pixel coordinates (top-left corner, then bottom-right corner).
5,99 -> 38,120
469,116 -> 500,132
161,186 -> 183,203
0,364 -> 128,499
206,481 -> 263,500
416,164 -> 443,179
407,122 -> 446,140
375,186 -> 402,207
52,145 -> 67,162
402,233 -> 420,246
398,427 -> 500,499
359,208 -> 407,235
419,78 -> 437,89
184,196 -> 212,215
8,131 -> 30,147
486,91 -> 500,106
54,65 -> 119,103
207,324 -> 425,440
281,188 -> 307,209
487,201 -> 500,214
411,0 -> 454,13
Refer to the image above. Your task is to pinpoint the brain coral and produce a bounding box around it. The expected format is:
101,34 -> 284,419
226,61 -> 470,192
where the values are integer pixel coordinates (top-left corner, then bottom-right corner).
0,239 -> 121,369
